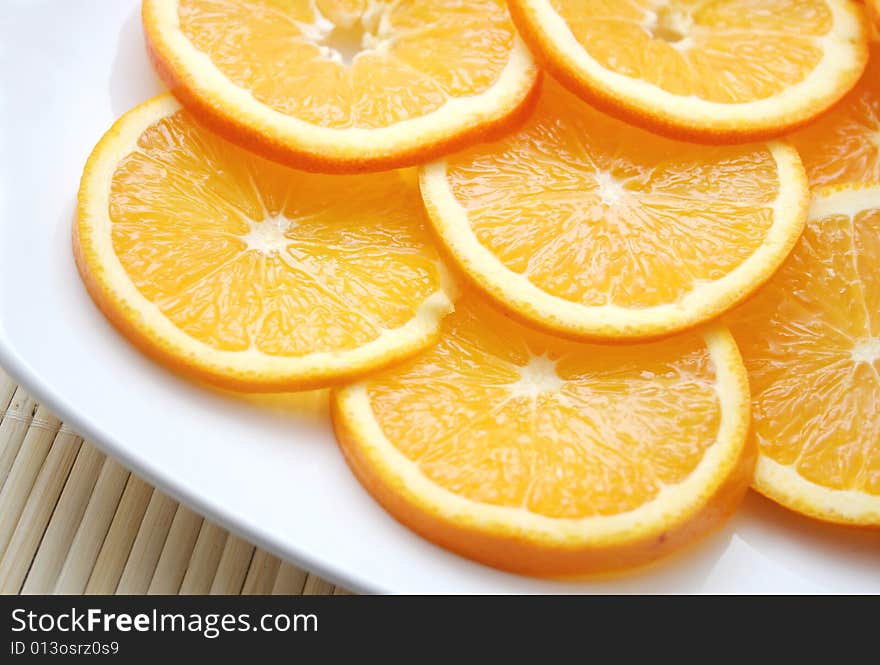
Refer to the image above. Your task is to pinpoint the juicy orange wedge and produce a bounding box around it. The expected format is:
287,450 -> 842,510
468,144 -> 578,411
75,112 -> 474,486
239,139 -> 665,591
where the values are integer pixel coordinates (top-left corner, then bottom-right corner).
75,95 -> 455,391
507,0 -> 868,141
333,296 -> 754,576
727,183 -> 880,525
143,0 -> 539,171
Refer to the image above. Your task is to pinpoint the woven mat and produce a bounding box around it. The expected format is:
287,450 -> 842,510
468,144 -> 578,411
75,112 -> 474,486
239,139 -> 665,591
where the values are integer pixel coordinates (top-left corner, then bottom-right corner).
0,366 -> 349,595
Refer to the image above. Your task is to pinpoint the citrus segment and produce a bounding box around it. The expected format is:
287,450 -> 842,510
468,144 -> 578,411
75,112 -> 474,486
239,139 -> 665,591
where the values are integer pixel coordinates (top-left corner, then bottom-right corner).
507,0 -> 868,141
420,81 -> 808,341
75,94 -> 455,391
789,43 -> 880,188
333,296 -> 753,576
143,0 -> 539,172
870,0 -> 880,34
726,183 -> 880,525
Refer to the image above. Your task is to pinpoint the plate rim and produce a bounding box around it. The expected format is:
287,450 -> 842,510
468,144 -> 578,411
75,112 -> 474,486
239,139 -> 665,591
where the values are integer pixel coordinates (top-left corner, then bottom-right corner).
0,330 -> 380,595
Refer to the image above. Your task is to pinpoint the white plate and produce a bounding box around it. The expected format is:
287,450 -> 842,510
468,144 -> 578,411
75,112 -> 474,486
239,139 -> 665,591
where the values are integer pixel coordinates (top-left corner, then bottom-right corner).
1,0 -> 877,594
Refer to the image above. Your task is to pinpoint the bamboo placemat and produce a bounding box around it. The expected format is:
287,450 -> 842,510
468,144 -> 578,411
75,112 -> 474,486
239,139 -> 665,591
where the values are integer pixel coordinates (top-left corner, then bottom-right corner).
0,366 -> 350,595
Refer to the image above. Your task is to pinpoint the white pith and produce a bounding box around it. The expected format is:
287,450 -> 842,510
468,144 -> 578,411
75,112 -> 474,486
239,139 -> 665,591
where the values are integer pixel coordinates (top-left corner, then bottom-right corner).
643,6 -> 694,52
851,337 -> 880,364
595,171 -> 626,206
241,215 -> 294,256
508,354 -> 564,399
297,2 -> 394,66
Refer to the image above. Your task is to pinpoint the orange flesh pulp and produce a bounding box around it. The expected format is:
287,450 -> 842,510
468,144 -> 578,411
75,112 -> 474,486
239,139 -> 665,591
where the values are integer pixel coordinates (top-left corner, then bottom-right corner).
789,44 -> 880,188
444,82 -> 780,309
549,0 -> 830,103
366,300 -> 722,518
109,110 -> 443,355
178,0 -> 517,128
729,206 -> 880,494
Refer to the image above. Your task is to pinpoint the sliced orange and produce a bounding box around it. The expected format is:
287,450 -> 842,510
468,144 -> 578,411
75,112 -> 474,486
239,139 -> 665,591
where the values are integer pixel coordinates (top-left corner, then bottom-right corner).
789,43 -> 880,188
75,94 -> 455,392
507,0 -> 868,142
726,183 -> 880,526
142,0 -> 539,173
332,295 -> 754,576
870,0 -> 880,34
420,81 -> 809,342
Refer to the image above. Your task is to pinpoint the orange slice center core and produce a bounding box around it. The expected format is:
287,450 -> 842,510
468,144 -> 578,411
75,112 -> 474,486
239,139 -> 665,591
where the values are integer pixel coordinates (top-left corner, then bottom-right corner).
241,215 -> 294,256
303,6 -> 391,66
595,171 -> 628,207
645,6 -> 693,50
852,337 -> 880,365
507,354 -> 565,399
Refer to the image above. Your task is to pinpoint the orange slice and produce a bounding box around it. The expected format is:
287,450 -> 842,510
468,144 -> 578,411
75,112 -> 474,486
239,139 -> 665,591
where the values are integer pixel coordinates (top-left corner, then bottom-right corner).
789,43 -> 880,188
726,183 -> 880,526
142,0 -> 539,173
75,94 -> 455,392
869,0 -> 880,34
332,296 -> 754,576
507,0 -> 868,142
420,81 -> 809,342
